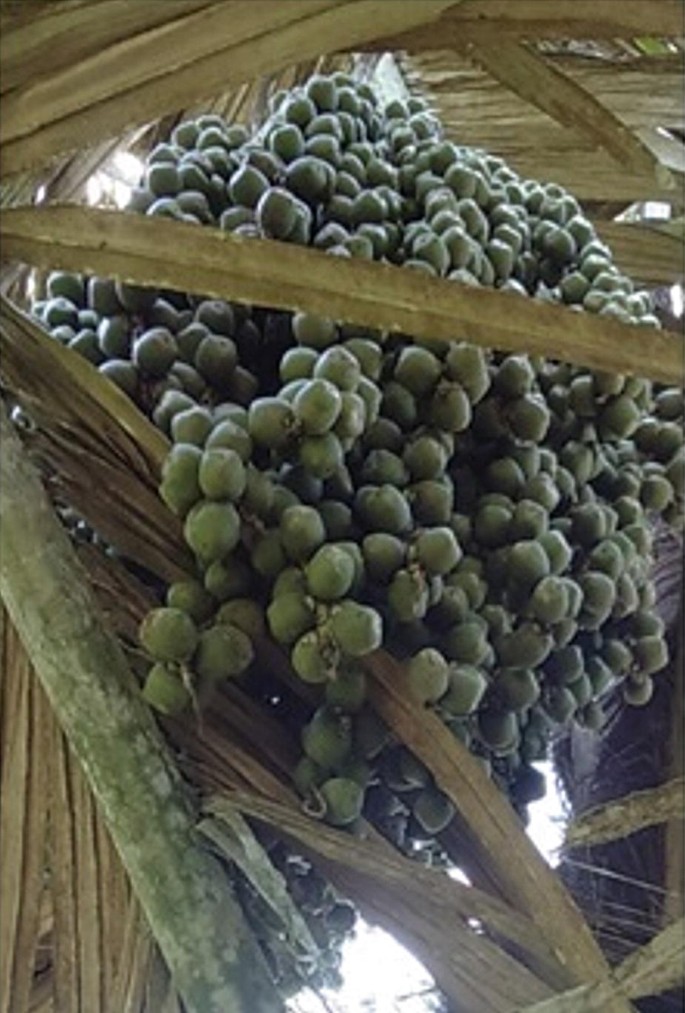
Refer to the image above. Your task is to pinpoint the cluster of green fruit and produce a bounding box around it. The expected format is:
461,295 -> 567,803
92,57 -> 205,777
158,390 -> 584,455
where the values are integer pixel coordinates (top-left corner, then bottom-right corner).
31,273 -> 263,415
32,72 -> 683,851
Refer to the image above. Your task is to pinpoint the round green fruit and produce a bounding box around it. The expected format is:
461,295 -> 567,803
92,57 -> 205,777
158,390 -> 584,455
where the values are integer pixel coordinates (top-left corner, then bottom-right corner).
139,607 -> 198,663
195,623 -> 254,680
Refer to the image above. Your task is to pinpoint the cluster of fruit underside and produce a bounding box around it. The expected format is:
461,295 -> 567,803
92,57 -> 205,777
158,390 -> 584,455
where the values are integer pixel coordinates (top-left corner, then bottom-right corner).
30,69 -> 684,998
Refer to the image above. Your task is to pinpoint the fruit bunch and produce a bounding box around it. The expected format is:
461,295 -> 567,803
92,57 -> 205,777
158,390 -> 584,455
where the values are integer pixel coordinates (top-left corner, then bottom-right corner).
32,71 -> 683,852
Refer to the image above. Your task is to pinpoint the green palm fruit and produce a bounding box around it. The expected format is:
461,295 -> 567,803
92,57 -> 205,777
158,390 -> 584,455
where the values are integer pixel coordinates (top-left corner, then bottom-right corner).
598,394 -> 641,439
293,379 -> 342,435
403,436 -> 446,481
170,406 -> 214,447
510,496 -> 549,539
198,448 -> 246,501
543,685 -> 577,723
448,569 -> 487,610
486,458 -> 525,498
99,359 -> 138,396
97,315 -> 130,357
601,638 -> 632,676
362,533 -> 405,583
495,623 -> 553,668
406,647 -> 449,704
139,607 -> 198,663
318,500 -> 352,540
545,644 -> 584,685
354,484 -> 412,534
320,777 -> 365,826
142,663 -> 191,716
204,557 -> 251,601
507,540 -> 551,590
571,503 -> 607,547
507,394 -> 550,442
640,474 -> 674,511
630,611 -> 665,638
439,660 -> 486,717
194,335 -> 238,386
285,156 -> 333,205
248,397 -> 296,450
88,277 -> 122,316
269,123 -> 305,162
394,345 -> 441,397
153,391 -> 195,433
382,381 -> 418,430
267,592 -> 316,646
160,443 -> 202,517
47,271 -> 85,305
279,505 -> 325,562
215,598 -> 265,640
569,673 -> 593,707
413,787 -> 454,834
578,700 -> 606,731
205,419 -> 252,462
577,571 -> 616,627
299,431 -> 344,479
474,503 -> 511,548
414,527 -> 461,576
132,327 -> 178,378
313,346 -> 361,392
255,186 -> 299,239
528,576 -> 570,625
302,708 -> 351,769
328,601 -> 382,657
388,567 -> 429,622
441,620 -> 488,665
183,500 -> 241,564
280,346 -> 318,383
333,392 -> 367,441
292,756 -> 327,795
291,630 -> 333,683
494,355 -> 535,399
633,636 -> 669,676
146,161 -> 180,196
360,449 -> 409,487
228,164 -> 269,207
478,710 -> 519,752
250,529 -> 287,579
588,538 -> 625,579
521,474 -> 560,513
325,666 -> 367,713
166,580 -> 216,624
305,544 -> 355,600
497,668 -> 540,710
623,674 -> 654,706
195,623 -> 254,680
429,381 -> 473,433
409,479 -> 453,525
343,337 -> 382,380
194,300 -> 235,336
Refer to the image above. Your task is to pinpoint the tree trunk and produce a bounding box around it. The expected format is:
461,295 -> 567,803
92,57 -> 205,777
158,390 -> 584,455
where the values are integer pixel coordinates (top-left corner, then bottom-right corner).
0,400 -> 282,1013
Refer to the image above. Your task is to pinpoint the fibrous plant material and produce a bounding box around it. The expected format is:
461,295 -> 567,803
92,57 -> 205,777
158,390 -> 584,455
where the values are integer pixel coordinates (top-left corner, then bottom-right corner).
0,400 -> 282,1013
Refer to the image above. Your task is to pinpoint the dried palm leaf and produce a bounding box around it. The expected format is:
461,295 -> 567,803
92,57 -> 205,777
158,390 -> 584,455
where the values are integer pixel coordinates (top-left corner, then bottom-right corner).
0,0 -> 456,175
2,209 -> 681,382
564,778 -> 685,849
0,610 -> 50,1013
519,916 -> 684,1012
